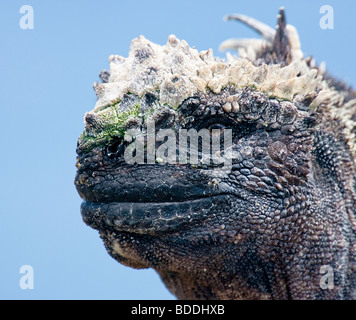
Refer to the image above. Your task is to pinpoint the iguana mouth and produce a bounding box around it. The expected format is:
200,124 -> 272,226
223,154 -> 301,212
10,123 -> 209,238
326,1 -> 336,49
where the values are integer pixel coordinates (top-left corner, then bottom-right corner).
81,194 -> 233,235
75,149 -> 240,235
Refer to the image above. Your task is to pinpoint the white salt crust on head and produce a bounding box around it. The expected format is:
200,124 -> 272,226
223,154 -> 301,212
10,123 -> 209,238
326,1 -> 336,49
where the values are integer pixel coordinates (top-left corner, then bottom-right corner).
90,33 -> 355,159
93,34 -> 322,111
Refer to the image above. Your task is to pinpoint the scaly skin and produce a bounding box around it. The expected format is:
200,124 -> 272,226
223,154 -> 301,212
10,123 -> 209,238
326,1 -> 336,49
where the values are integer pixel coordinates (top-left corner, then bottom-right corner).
75,9 -> 356,299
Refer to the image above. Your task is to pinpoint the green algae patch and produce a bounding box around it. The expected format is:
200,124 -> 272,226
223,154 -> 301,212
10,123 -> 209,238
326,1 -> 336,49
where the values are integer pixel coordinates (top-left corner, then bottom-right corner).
79,103 -> 141,152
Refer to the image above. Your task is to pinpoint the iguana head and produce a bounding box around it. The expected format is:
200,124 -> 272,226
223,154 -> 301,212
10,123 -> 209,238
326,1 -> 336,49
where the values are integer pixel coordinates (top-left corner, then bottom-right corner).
75,9 -> 356,299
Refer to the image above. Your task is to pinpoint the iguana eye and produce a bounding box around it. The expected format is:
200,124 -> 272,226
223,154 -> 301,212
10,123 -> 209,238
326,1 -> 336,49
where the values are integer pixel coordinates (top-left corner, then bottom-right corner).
207,123 -> 226,137
197,116 -> 237,135
208,123 -> 226,131
199,116 -> 236,129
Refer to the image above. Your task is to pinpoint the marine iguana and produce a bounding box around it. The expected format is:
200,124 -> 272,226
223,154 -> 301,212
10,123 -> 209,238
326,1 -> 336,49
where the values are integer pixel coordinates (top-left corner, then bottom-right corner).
75,9 -> 356,299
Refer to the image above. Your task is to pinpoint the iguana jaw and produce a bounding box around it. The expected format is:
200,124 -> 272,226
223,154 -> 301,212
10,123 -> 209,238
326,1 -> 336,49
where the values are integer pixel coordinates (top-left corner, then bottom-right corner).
80,194 -> 233,235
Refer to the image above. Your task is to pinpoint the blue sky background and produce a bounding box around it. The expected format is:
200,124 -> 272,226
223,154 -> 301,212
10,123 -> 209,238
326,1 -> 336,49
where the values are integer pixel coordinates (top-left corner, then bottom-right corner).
0,0 -> 355,300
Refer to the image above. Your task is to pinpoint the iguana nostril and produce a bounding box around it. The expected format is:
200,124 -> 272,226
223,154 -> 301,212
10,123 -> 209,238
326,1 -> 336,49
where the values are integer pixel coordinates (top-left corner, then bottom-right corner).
107,138 -> 124,158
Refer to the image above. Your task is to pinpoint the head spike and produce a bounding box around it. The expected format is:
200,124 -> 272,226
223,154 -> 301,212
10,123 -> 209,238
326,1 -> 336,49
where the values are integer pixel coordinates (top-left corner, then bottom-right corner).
224,13 -> 275,42
271,7 -> 292,64
219,38 -> 268,60
221,8 -> 303,65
